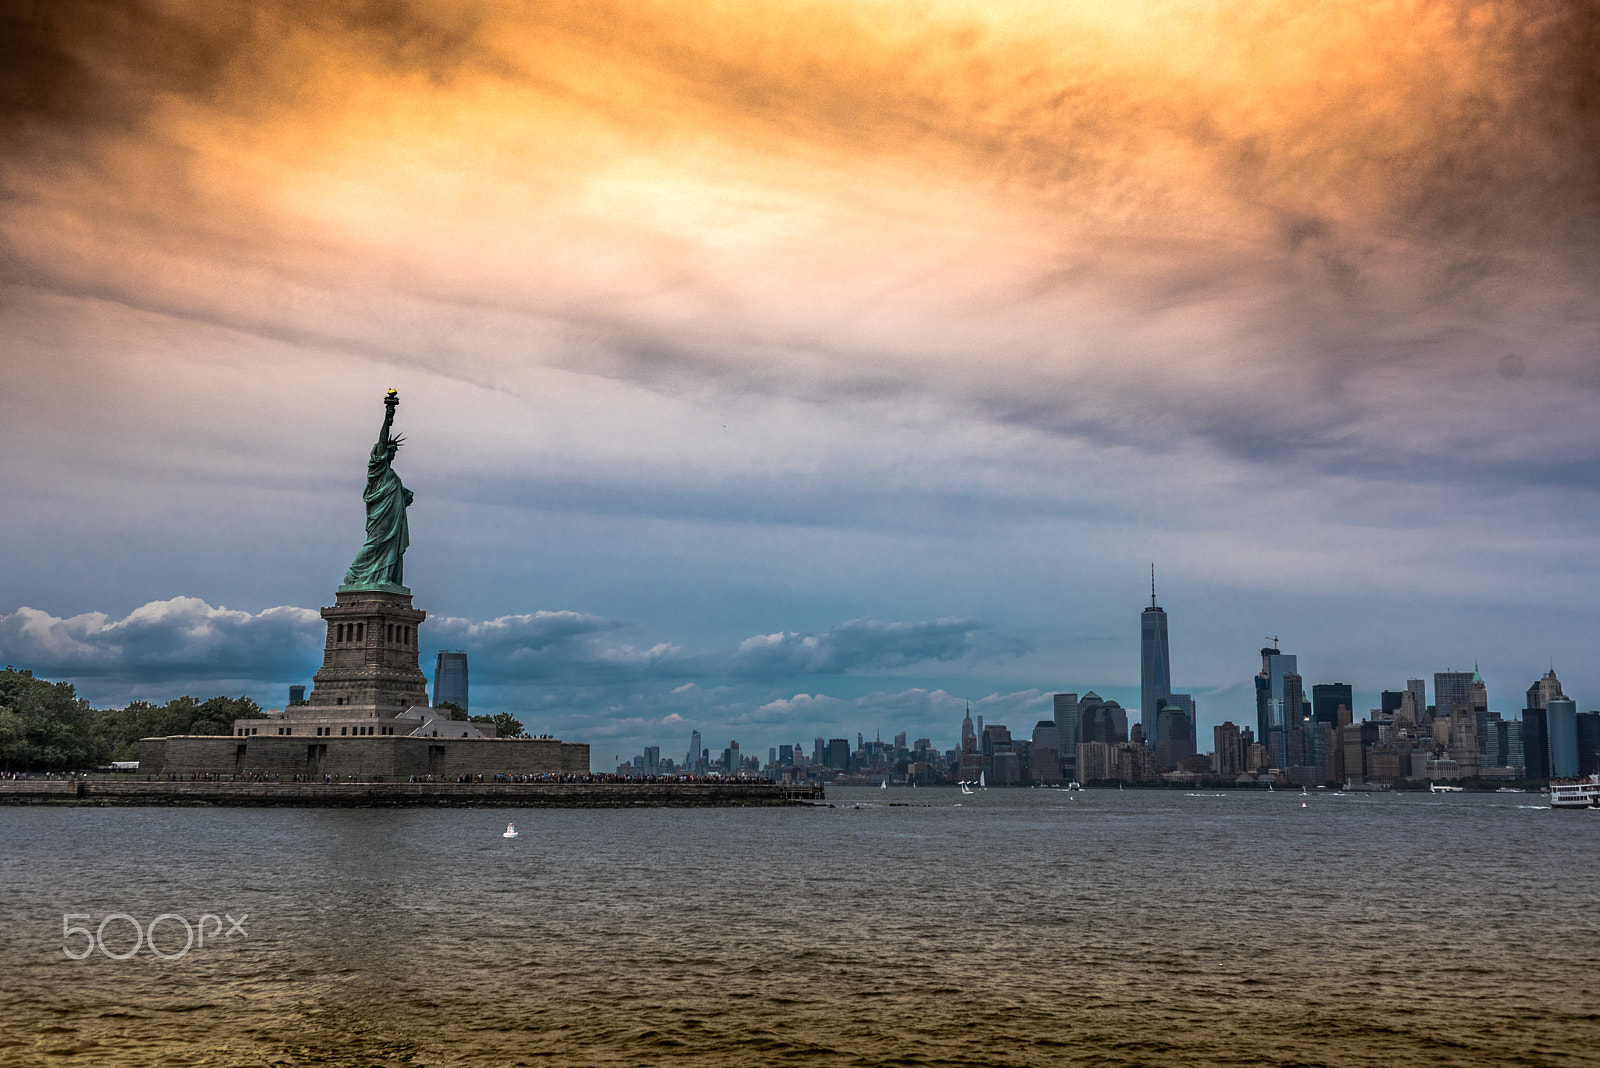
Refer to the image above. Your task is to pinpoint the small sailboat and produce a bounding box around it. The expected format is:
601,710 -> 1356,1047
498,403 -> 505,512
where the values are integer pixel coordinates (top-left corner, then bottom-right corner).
502,822 -> 519,838
979,771 -> 987,790
881,779 -> 887,790
961,782 -> 974,795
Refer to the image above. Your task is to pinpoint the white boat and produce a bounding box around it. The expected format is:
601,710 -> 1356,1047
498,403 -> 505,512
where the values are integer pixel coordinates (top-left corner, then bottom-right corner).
960,782 -> 974,795
881,780 -> 887,790
1067,781 -> 1081,791
1430,784 -> 1465,793
1550,774 -> 1600,809
979,771 -> 987,790
502,822 -> 519,838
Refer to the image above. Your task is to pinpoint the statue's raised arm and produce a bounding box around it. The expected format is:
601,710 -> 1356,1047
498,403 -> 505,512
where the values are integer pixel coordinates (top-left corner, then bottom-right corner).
377,388 -> 398,450
340,389 -> 414,593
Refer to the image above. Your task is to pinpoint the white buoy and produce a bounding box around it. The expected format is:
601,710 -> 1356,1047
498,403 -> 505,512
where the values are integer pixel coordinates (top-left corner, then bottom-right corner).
502,822 -> 519,838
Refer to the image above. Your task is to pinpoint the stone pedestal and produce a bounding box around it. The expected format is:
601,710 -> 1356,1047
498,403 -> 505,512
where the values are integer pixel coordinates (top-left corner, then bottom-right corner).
295,589 -> 429,720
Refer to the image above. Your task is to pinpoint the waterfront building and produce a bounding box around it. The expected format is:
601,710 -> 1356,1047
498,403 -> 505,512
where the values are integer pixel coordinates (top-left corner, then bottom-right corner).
288,685 -> 306,706
1213,722 -> 1244,777
1140,568 -> 1172,746
433,651 -> 469,710
1077,741 -> 1113,783
1547,698 -> 1579,778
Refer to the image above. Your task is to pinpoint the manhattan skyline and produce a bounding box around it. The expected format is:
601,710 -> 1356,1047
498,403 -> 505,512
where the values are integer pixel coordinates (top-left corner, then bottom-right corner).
3,1 -> 1599,759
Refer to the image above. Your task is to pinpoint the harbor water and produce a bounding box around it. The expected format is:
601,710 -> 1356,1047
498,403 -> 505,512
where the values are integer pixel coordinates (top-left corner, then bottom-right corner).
1,787 -> 1595,1065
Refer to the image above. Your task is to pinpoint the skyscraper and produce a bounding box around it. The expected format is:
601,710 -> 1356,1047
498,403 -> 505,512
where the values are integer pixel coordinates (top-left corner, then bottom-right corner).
432,650 -> 468,710
1406,679 -> 1427,719
1140,567 -> 1171,745
1255,645 -> 1297,767
1575,713 -> 1600,776
1052,693 -> 1079,779
1526,669 -> 1563,710
1213,722 -> 1244,777
1547,698 -> 1579,778
1522,708 -> 1550,780
688,729 -> 703,771
1079,692 -> 1127,745
1312,683 -> 1353,729
1434,671 -> 1474,718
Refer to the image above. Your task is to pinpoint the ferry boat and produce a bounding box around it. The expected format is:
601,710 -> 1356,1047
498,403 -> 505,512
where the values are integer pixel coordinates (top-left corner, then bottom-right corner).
1549,774 -> 1600,809
1429,783 -> 1465,793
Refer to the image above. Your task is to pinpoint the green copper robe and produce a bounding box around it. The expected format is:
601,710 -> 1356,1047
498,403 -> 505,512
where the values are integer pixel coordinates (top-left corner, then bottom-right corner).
343,439 -> 413,589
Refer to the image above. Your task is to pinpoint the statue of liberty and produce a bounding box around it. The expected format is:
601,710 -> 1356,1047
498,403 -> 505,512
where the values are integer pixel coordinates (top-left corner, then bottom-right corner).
341,389 -> 414,592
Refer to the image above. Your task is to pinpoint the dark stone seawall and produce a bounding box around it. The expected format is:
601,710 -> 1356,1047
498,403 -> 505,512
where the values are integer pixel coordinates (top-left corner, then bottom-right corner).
0,780 -> 824,807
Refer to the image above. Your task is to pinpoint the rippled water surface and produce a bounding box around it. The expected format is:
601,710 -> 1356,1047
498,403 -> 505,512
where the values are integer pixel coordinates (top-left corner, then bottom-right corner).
2,788 -> 1597,1066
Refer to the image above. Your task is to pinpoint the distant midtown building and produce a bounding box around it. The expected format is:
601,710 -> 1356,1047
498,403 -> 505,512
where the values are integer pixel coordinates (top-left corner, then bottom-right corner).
1140,567 -> 1171,745
288,685 -> 306,705
433,650 -> 469,710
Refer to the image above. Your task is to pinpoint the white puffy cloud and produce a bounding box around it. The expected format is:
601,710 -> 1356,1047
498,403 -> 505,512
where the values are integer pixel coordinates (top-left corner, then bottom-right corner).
0,598 -> 320,682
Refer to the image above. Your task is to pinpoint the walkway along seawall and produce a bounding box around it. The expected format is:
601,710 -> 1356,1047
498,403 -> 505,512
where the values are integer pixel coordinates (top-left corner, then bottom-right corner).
0,779 -> 825,807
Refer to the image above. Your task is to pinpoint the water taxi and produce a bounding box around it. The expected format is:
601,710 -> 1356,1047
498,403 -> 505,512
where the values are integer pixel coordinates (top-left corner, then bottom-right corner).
1549,774 -> 1600,809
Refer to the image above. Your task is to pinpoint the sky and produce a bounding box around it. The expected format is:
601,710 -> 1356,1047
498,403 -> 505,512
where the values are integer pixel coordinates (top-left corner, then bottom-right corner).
2,0 -> 1598,766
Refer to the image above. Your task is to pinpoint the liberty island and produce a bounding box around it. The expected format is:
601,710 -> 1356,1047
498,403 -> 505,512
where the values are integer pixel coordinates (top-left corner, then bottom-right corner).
3,390 -> 819,805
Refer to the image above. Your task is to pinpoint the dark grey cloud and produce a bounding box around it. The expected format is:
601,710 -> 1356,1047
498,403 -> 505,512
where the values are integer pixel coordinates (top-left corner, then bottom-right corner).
722,617 -> 1024,679
430,611 -> 1020,684
0,598 -> 1018,692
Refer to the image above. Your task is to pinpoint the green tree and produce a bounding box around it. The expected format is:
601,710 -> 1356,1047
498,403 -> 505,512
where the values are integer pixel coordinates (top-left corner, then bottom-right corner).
0,670 -> 269,769
436,701 -> 468,721
470,711 -> 527,738
0,667 -> 108,771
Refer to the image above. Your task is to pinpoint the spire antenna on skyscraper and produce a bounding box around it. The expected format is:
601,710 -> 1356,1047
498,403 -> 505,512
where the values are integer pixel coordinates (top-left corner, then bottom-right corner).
1151,562 -> 1157,609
